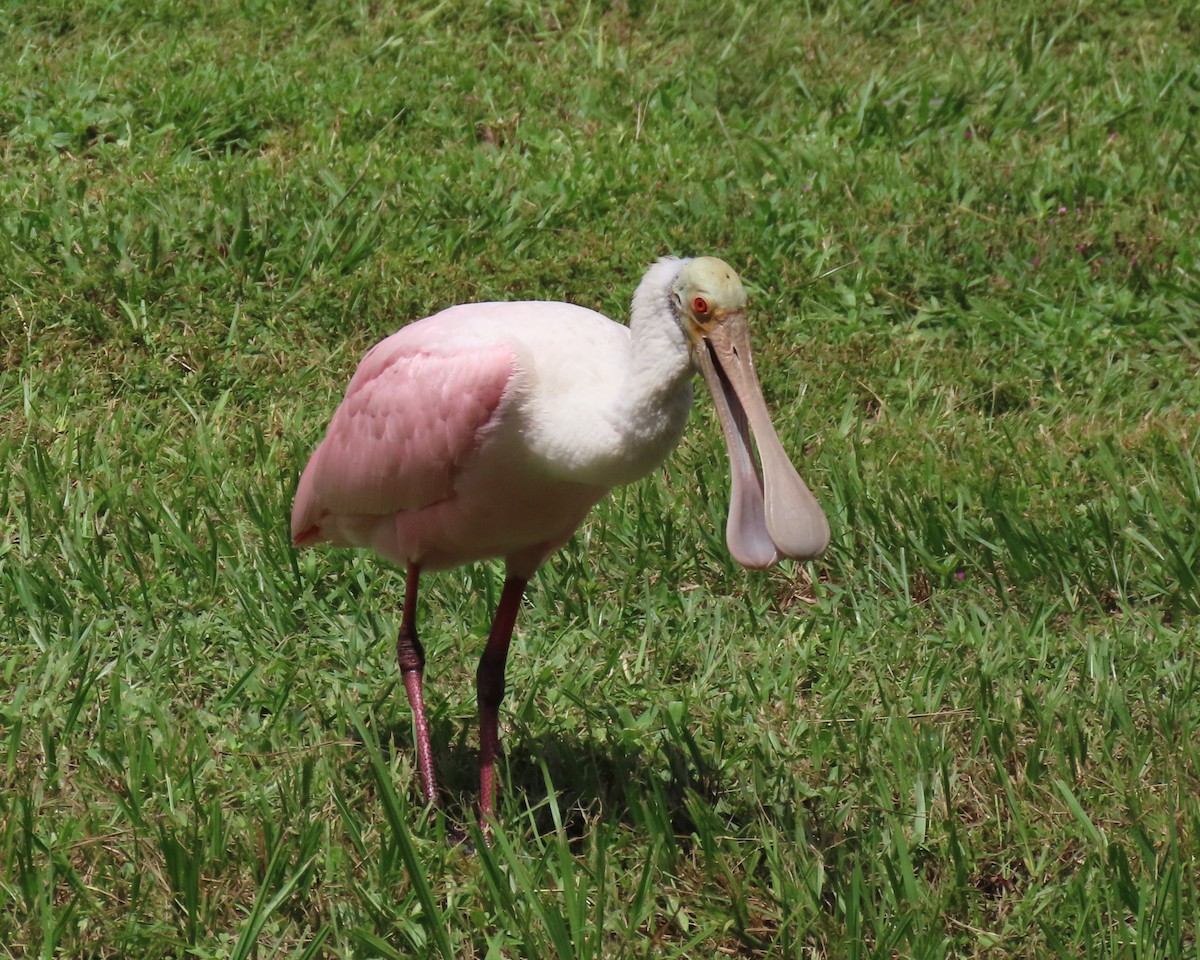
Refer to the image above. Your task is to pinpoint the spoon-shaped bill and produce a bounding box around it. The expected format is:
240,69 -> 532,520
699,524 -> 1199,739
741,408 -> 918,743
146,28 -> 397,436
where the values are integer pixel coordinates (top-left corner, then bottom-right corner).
694,313 -> 830,567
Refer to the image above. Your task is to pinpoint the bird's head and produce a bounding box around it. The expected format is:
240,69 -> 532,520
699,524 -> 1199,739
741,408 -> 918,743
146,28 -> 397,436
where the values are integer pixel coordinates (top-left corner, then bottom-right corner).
671,256 -> 749,337
672,257 -> 830,569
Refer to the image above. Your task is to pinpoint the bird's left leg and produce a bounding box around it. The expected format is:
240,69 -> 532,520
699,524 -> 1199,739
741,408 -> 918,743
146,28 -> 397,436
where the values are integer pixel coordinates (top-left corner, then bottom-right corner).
476,574 -> 528,828
395,563 -> 439,807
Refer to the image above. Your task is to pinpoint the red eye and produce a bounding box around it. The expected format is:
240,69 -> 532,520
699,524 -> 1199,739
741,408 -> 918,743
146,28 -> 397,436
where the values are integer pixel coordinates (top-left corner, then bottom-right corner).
693,296 -> 709,315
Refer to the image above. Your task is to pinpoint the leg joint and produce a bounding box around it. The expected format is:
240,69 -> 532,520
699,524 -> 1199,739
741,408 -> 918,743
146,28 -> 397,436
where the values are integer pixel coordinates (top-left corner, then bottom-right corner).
476,656 -> 506,709
396,627 -> 425,675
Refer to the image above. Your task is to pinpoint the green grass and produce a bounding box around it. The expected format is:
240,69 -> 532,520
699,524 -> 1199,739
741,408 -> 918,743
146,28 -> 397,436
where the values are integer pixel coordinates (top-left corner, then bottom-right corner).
2,0 -> 1198,956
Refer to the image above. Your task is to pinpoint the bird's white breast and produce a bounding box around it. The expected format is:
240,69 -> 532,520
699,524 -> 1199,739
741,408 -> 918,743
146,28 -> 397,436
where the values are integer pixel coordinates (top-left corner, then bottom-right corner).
415,300 -> 694,489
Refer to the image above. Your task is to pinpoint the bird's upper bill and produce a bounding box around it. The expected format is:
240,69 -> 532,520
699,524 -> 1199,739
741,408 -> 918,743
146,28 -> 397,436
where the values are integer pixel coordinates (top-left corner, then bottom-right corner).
674,258 -> 830,568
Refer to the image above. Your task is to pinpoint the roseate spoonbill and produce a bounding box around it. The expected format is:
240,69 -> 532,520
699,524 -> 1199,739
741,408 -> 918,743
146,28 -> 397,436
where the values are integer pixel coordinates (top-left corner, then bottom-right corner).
291,256 -> 829,824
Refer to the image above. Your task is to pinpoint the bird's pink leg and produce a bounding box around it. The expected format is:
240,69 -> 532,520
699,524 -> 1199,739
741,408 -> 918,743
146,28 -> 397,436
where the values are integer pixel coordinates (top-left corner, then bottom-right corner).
476,574 -> 528,828
395,563 -> 439,807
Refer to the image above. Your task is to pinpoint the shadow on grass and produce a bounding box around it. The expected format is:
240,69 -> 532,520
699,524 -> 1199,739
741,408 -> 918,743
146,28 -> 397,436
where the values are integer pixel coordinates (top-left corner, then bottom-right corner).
366,711 -> 746,846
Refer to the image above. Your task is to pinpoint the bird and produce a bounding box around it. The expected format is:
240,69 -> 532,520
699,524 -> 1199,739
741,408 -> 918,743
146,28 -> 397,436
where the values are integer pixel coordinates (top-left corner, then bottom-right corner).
291,256 -> 830,826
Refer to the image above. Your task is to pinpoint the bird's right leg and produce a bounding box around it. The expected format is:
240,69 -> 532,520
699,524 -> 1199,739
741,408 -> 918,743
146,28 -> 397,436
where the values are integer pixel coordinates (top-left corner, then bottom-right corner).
476,574 -> 528,830
396,563 -> 439,806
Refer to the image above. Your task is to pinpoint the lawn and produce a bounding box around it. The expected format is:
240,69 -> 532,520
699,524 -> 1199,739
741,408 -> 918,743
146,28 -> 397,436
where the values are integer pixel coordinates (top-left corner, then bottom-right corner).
1,0 -> 1198,957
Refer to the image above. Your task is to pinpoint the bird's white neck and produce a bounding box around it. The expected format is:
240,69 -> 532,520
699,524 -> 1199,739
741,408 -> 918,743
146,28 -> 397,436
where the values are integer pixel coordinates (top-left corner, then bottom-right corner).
595,258 -> 694,481
625,257 -> 694,403
517,258 -> 695,489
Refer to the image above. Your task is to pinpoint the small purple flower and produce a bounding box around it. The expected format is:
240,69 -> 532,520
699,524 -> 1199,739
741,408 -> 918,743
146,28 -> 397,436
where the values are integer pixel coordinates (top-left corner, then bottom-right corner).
1108,132 -> 1118,141
955,569 -> 966,581
1059,206 -> 1068,214
964,128 -> 974,139
803,183 -> 811,192
1031,257 -> 1040,266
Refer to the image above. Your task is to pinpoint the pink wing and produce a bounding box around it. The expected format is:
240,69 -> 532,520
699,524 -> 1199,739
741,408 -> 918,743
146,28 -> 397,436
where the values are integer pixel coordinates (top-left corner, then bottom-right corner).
291,333 -> 516,545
